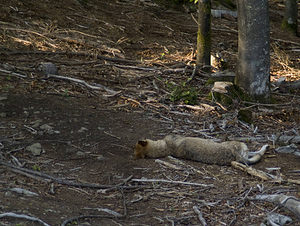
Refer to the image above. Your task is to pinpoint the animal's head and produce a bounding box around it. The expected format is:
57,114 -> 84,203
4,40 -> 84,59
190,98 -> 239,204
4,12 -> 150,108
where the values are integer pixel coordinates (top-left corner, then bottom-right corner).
134,140 -> 149,159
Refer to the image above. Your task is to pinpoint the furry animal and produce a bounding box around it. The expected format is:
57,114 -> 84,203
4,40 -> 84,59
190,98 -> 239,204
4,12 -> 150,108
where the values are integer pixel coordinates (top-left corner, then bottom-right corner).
134,135 -> 269,166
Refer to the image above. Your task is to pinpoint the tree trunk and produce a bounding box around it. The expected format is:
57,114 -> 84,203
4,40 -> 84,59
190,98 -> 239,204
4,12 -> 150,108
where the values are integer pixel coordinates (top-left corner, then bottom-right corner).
236,0 -> 270,101
196,0 -> 211,70
282,0 -> 298,36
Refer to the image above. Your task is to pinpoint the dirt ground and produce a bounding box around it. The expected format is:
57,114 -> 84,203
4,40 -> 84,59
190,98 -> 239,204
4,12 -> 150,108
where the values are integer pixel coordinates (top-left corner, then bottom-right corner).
0,0 -> 300,225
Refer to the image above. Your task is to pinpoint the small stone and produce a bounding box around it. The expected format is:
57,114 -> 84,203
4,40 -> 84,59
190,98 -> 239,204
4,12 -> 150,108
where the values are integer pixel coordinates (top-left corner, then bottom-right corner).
76,151 -> 85,156
26,143 -> 43,156
238,109 -> 253,124
40,124 -> 56,134
40,124 -> 53,131
96,155 -> 105,160
0,95 -> 7,101
31,119 -> 43,128
37,62 -> 58,75
212,81 -> 233,94
4,191 -> 12,197
0,113 -> 7,118
78,127 -> 88,133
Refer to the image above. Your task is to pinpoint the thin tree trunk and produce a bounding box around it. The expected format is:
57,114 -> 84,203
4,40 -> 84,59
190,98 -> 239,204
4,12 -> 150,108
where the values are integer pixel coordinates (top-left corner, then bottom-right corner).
196,0 -> 211,70
236,0 -> 270,101
282,0 -> 298,36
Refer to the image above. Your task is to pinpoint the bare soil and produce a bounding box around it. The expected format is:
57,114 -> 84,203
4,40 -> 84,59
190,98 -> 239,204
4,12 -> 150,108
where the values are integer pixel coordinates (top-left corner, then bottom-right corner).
0,0 -> 300,225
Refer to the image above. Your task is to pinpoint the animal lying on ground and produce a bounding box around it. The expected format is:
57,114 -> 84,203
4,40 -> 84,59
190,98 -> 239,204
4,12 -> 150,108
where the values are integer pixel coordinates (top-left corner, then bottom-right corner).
134,135 -> 269,166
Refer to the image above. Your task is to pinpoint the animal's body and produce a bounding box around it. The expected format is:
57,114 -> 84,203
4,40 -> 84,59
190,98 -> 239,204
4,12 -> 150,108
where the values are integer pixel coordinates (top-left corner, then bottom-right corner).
134,135 -> 269,166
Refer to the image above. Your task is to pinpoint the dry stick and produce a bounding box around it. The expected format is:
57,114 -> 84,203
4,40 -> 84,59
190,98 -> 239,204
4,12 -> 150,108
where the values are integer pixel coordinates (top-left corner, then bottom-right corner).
61,189 -> 127,226
167,156 -> 205,175
46,74 -> 119,95
131,178 -> 213,187
193,206 -> 207,226
1,50 -> 140,65
61,214 -> 117,226
231,161 -> 280,181
155,159 -> 183,170
0,212 -> 50,226
250,194 -> 300,219
0,68 -> 27,78
232,161 -> 300,185
110,63 -> 189,74
0,160 -> 134,190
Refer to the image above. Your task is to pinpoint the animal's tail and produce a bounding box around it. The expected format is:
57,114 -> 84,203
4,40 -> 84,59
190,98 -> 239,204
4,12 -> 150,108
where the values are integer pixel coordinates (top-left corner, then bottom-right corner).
247,144 -> 269,164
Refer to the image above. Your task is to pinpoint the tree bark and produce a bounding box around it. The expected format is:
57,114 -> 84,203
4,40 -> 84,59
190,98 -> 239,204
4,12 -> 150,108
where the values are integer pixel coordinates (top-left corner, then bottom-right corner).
282,0 -> 298,36
236,0 -> 270,101
196,0 -> 211,70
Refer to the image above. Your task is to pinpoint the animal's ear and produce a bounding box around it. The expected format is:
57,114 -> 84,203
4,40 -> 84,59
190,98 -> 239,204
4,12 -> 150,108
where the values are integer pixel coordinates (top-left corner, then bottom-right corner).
138,140 -> 148,147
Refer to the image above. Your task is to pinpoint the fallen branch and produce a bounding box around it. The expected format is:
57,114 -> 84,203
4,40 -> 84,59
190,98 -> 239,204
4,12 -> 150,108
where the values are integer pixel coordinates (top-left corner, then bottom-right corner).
0,68 -> 27,78
109,63 -> 190,74
155,159 -> 183,170
277,135 -> 300,144
176,104 -> 216,112
0,212 -> 50,226
287,179 -> 300,185
167,156 -> 205,175
61,214 -> 118,226
131,178 -> 213,187
9,187 -> 39,197
279,80 -> 300,91
83,207 -> 122,217
0,160 -> 135,190
46,74 -> 119,95
231,161 -> 282,182
250,194 -> 300,219
193,206 -> 207,226
61,189 -> 127,226
1,50 -> 140,65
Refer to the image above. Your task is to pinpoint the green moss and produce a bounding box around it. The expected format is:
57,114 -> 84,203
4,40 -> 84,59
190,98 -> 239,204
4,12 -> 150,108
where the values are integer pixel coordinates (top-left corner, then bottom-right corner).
168,82 -> 199,105
238,109 -> 253,124
209,83 -> 253,107
281,20 -> 298,35
206,78 -> 215,85
211,91 -> 233,105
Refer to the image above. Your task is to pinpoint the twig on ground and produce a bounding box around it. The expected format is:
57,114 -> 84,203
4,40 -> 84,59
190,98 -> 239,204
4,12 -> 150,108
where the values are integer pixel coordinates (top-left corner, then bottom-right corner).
83,208 -> 123,217
0,212 -> 50,226
167,156 -> 205,175
231,161 -> 282,182
9,187 -> 39,197
103,131 -> 121,140
2,50 -> 140,65
287,179 -> 300,185
61,214 -> 117,226
277,135 -> 300,144
193,206 -> 207,226
46,74 -> 119,95
61,188 -> 127,226
131,178 -> 213,187
0,160 -> 136,190
249,194 -> 300,219
176,104 -> 216,113
155,159 -> 183,170
0,68 -> 27,78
